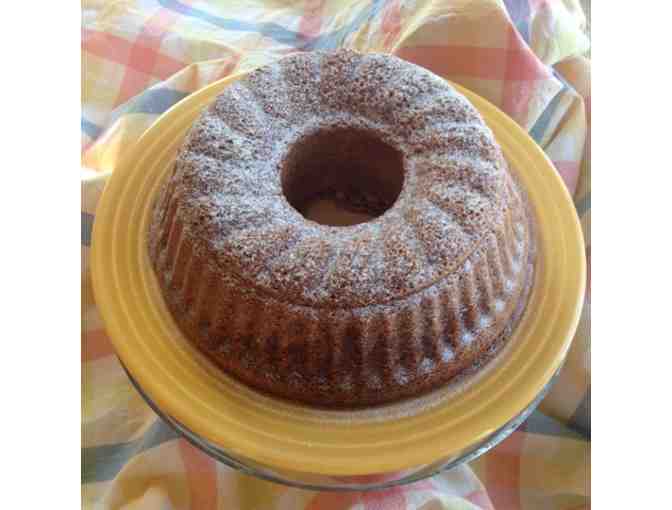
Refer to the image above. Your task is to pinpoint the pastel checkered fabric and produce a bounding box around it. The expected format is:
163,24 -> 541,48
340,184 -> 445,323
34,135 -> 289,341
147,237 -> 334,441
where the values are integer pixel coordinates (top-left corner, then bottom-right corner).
82,1 -> 591,508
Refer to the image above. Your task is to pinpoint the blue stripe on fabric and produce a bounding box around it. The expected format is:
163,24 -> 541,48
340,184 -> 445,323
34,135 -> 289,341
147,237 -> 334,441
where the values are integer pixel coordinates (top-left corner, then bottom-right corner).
159,0 -> 387,50
159,0 -> 307,46
503,0 -> 531,43
82,419 -> 179,483
568,389 -> 591,438
575,192 -> 591,215
81,118 -> 102,139
307,0 -> 387,50
522,409 -> 585,440
124,88 -> 190,116
529,86 -> 567,144
82,212 -> 94,247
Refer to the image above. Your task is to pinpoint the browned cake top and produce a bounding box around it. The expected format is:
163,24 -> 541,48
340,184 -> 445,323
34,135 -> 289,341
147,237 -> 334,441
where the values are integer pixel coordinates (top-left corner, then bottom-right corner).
168,50 -> 512,309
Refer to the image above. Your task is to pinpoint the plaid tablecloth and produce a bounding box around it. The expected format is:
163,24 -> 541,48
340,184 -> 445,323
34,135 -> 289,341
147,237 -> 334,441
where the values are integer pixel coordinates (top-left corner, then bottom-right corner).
82,1 -> 591,508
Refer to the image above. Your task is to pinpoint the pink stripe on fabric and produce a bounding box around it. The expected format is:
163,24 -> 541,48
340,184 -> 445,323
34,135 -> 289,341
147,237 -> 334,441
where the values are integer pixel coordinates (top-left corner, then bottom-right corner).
502,23 -> 553,122
306,478 -> 425,510
402,479 -> 434,492
179,439 -> 218,509
82,28 -> 131,63
82,29 -> 185,79
485,431 -> 524,510
115,68 -> 155,108
361,487 -> 406,510
306,492 -> 360,510
382,0 -> 402,51
115,8 -> 182,106
553,160 -> 580,194
216,54 -> 242,80
83,329 -> 115,362
299,0 -> 325,38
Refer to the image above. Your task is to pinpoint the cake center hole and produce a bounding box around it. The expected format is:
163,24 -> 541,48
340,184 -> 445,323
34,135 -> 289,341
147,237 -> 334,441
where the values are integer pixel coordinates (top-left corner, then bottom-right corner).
281,128 -> 405,226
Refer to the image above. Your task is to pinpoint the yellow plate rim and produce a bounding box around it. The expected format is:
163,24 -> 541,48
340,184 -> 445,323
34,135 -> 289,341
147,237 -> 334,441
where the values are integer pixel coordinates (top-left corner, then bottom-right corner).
91,72 -> 585,476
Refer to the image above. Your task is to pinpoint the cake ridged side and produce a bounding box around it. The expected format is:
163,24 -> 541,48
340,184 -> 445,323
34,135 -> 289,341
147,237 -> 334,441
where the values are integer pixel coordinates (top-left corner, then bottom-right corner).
148,172 -> 534,408
147,50 -> 537,407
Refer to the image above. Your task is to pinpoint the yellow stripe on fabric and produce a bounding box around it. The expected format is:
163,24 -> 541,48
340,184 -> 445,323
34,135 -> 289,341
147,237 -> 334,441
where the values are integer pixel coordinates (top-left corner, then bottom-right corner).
82,393 -> 156,448
81,480 -> 112,510
529,0 -> 589,66
423,496 -> 482,510
82,356 -> 156,447
82,53 -> 125,122
468,454 -> 487,481
223,471 -> 294,509
148,59 -> 249,96
162,30 -> 245,65
555,56 -> 590,217
519,433 -> 590,508
320,0 -> 366,20
519,491 -> 589,510
433,463 -> 485,497
81,171 -> 107,218
82,113 -> 158,172
215,463 -> 244,509
324,0 -> 377,30
393,0 -> 445,49
97,441 -> 190,510
82,0 -> 150,34
401,0 -> 511,49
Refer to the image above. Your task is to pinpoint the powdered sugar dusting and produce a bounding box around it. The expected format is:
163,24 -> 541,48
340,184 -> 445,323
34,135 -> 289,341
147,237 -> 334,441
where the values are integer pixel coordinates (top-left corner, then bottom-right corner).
167,51 -> 514,308
147,50 -> 537,408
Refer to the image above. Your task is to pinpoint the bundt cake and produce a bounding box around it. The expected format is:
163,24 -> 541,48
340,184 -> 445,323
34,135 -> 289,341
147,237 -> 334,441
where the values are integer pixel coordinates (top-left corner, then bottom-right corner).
148,50 -> 536,408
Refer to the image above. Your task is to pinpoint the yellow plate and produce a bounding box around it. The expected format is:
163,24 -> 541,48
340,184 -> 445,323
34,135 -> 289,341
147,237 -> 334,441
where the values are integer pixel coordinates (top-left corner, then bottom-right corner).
91,72 -> 585,476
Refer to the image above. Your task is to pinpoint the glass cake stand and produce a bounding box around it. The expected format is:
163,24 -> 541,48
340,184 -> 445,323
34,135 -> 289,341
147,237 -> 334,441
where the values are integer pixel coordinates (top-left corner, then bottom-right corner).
92,73 -> 585,487
123,363 -> 561,492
